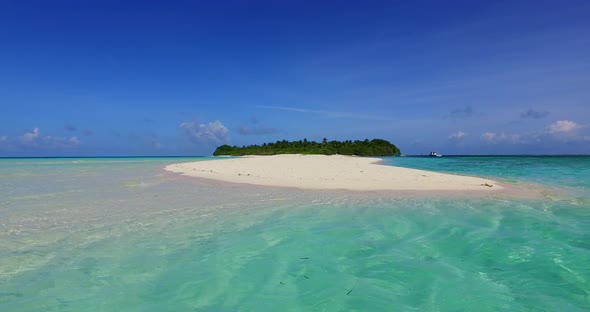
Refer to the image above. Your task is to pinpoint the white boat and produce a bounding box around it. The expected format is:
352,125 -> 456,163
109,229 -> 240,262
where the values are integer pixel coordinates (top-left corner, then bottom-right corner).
429,151 -> 442,157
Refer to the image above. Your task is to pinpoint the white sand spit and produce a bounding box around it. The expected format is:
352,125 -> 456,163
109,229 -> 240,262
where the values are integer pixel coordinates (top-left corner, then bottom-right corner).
165,154 -> 502,191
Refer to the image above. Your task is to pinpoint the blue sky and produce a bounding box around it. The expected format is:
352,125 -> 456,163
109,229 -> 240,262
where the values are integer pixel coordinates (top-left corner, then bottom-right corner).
1,0 -> 589,156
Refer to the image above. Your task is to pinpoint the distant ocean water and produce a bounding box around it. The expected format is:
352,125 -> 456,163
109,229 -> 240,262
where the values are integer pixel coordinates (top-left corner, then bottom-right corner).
1,156 -> 589,311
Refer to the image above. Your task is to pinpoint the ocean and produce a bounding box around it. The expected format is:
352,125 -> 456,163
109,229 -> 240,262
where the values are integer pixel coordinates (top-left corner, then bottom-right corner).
1,156 -> 589,311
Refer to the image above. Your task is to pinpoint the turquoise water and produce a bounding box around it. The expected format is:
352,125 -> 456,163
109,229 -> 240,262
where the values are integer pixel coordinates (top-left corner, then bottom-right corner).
384,156 -> 590,195
1,156 -> 589,311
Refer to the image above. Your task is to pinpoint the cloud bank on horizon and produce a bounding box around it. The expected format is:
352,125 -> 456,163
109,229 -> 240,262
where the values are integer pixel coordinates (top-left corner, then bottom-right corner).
0,1 -> 589,156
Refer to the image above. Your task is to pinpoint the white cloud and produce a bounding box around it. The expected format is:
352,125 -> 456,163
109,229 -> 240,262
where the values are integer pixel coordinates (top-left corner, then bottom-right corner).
546,120 -> 587,142
448,131 -> 466,140
180,120 -> 229,144
18,128 -> 80,149
547,120 -> 584,134
21,128 -> 40,145
479,120 -> 588,147
257,105 -> 396,121
43,136 -> 81,149
480,132 -> 523,144
481,132 -> 497,142
70,136 -> 80,145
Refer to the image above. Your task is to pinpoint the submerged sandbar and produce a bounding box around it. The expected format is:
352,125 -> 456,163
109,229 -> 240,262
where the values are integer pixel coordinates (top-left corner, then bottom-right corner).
165,154 -> 503,192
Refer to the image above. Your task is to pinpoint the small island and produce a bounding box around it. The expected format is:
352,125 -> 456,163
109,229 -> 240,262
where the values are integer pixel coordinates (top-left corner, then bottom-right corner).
213,138 -> 401,156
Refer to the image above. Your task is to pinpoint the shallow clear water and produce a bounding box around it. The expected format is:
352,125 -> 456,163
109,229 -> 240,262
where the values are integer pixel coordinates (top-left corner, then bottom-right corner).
384,156 -> 590,197
1,156 -> 589,311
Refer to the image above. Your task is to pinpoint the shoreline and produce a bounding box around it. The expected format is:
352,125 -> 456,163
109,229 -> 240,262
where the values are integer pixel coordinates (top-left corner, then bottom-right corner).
164,154 -> 504,192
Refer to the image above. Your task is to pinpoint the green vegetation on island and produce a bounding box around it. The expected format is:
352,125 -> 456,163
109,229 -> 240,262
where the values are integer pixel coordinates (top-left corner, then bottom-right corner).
213,138 -> 401,157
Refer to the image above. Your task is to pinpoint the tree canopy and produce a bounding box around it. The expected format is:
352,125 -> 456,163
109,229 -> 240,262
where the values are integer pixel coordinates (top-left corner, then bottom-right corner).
213,138 -> 401,156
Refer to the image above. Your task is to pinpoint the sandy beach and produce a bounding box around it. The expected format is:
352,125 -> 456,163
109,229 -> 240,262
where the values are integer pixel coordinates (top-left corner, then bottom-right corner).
165,154 -> 503,191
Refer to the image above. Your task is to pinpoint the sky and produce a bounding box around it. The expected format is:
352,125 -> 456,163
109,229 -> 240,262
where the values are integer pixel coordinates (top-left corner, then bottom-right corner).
1,0 -> 589,156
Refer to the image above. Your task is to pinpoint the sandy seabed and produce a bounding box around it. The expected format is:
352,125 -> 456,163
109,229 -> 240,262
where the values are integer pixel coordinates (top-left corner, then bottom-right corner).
165,155 -> 504,192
